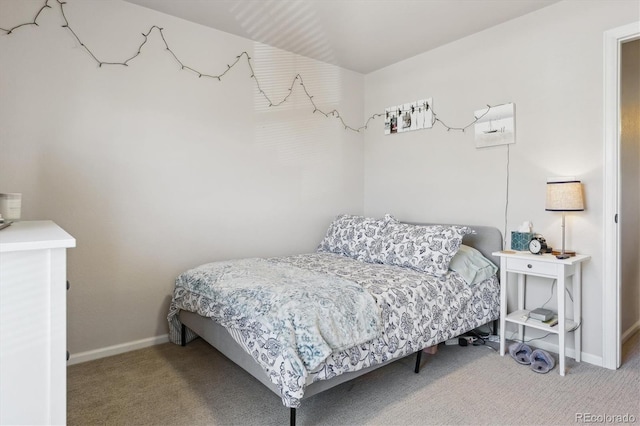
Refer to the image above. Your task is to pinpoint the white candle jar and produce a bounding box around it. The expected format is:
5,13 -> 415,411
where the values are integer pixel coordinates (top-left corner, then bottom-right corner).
0,193 -> 22,221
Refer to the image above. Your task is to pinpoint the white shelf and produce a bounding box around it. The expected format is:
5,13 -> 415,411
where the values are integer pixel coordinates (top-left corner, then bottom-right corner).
505,310 -> 578,333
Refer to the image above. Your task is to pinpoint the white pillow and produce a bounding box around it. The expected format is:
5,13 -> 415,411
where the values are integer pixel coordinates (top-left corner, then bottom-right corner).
449,245 -> 498,285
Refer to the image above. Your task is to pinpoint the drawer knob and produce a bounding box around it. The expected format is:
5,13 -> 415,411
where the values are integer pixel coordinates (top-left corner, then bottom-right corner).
527,264 -> 533,269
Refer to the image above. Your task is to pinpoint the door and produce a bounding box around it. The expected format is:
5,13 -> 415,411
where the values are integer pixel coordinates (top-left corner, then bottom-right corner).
603,22 -> 640,370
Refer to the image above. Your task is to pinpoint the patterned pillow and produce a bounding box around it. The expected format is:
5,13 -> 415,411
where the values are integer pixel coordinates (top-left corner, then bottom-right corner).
373,223 -> 472,276
317,214 -> 397,262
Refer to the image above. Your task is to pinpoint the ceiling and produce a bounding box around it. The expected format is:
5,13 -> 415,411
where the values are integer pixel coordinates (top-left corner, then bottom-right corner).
124,0 -> 560,74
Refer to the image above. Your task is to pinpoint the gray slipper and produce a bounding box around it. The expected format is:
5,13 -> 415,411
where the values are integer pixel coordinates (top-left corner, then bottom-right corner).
508,342 -> 532,365
530,349 -> 555,373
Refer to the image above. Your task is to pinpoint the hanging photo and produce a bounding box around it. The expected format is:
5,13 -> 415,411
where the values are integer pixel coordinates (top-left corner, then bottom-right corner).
474,103 -> 515,148
414,99 -> 433,130
384,106 -> 399,134
385,98 -> 433,135
401,103 -> 412,132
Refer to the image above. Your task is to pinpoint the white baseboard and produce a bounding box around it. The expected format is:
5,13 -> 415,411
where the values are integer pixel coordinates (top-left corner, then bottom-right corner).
69,329 -> 613,369
68,334 -> 169,365
516,338 -> 602,367
622,321 -> 640,344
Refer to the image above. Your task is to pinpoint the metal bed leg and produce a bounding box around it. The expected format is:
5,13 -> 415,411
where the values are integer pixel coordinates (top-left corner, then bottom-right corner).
181,323 -> 186,347
290,407 -> 296,426
414,350 -> 422,373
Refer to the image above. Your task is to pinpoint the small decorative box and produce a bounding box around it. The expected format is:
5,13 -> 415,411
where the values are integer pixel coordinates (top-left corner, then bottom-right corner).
511,232 -> 534,251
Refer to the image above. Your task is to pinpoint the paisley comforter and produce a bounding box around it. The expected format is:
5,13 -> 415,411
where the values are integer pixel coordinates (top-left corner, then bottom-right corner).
168,252 -> 499,408
168,257 -> 381,370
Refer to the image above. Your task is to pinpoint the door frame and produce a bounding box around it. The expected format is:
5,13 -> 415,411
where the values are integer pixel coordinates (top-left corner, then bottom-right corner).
603,21 -> 640,370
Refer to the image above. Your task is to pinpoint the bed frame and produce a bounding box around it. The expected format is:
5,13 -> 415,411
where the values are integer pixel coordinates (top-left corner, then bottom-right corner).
179,223 -> 502,425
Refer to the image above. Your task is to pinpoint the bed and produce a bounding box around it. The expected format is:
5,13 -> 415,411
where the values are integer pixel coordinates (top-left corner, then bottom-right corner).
167,215 -> 502,425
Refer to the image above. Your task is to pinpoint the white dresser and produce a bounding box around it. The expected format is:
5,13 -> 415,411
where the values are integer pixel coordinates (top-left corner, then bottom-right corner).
0,221 -> 75,425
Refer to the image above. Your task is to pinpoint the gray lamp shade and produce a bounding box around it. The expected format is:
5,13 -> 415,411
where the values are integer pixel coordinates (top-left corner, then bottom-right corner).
545,181 -> 585,212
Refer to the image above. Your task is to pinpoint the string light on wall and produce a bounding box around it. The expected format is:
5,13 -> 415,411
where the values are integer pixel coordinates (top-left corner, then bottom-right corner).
1,0 -> 495,134
0,1 -> 50,34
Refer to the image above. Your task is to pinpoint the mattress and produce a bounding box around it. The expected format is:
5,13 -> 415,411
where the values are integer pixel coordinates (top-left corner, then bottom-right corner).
168,251 -> 499,407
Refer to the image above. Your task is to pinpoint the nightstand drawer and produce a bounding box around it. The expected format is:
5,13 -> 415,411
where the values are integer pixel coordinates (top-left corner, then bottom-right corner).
506,258 -> 558,276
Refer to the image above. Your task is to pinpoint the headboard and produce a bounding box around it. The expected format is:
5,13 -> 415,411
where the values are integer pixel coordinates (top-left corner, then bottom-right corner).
406,222 -> 503,267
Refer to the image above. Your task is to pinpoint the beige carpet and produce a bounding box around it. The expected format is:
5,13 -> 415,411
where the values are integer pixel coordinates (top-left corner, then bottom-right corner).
68,332 -> 639,425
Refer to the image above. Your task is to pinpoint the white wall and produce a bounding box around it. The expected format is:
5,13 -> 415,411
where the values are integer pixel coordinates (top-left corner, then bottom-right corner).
363,0 -> 640,361
2,0 -> 638,364
0,0 -> 364,355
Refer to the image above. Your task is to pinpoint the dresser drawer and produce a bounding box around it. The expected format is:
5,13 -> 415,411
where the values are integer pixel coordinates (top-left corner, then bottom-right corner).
506,257 -> 558,276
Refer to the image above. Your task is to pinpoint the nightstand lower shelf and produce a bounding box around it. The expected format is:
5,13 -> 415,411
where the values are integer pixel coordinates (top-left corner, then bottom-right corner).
505,310 -> 578,333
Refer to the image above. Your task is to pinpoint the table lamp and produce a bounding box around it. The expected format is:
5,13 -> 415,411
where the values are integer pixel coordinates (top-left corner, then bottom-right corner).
545,179 -> 584,259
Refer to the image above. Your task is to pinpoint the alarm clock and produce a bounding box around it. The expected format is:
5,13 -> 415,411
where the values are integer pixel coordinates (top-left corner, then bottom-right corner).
529,235 -> 548,255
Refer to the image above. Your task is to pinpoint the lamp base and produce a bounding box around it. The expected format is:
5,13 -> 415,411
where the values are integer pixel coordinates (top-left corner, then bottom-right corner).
552,250 -> 576,258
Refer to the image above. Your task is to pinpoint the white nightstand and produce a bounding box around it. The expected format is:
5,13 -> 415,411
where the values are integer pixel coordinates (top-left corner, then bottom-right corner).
492,250 -> 590,375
